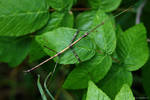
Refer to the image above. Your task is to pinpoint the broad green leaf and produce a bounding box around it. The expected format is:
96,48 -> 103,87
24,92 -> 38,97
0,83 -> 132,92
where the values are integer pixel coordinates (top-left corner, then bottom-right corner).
98,64 -> 133,99
88,0 -> 122,12
117,24 -> 149,71
76,10 -> 116,54
60,11 -> 74,28
36,27 -> 96,64
142,56 -> 150,99
115,84 -> 135,100
28,39 -> 46,63
38,12 -> 64,34
38,11 -> 74,34
63,53 -> 112,89
76,11 -> 96,31
47,0 -> 73,11
92,10 -> 116,54
111,26 -> 124,63
0,0 -> 49,36
37,75 -> 47,100
0,36 -> 31,67
86,80 -> 111,100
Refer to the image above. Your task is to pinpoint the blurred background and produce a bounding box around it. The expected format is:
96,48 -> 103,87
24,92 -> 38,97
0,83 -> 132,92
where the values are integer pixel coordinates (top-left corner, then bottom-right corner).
0,0 -> 150,100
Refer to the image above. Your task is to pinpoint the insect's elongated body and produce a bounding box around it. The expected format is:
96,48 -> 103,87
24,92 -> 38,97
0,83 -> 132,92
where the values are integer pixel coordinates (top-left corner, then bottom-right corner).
24,6 -> 133,73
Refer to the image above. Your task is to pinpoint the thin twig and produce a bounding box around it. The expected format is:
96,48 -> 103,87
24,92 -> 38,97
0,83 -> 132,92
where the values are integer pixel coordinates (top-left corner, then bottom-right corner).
136,0 -> 147,24
24,6 -> 133,73
147,39 -> 150,43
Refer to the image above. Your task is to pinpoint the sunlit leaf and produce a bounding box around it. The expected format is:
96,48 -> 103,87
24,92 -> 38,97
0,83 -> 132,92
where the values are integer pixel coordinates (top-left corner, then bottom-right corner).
88,0 -> 122,12
36,27 -> 96,64
86,80 -> 111,100
63,53 -> 112,89
115,84 -> 135,100
117,24 -> 149,71
0,0 -> 49,36
76,9 -> 116,54
98,64 -> 133,99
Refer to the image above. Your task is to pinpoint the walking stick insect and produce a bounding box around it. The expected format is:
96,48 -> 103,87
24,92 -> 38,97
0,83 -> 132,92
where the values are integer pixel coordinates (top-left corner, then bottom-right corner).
24,6 -> 133,73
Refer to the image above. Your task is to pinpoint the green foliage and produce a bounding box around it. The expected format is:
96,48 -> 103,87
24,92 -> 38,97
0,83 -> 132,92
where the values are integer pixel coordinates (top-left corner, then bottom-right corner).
87,0 -> 122,12
63,53 -> 112,89
36,27 -> 96,64
0,0 -> 49,36
114,84 -> 135,100
38,11 -> 74,34
47,0 -> 73,11
0,36 -> 31,67
86,81 -> 135,100
117,24 -> 149,71
98,64 -> 133,99
0,0 -> 149,99
28,39 -> 46,63
86,80 -> 111,100
76,9 -> 116,54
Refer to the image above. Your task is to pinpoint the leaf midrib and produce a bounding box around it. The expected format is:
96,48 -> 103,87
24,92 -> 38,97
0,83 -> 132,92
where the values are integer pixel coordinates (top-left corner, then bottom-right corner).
0,10 -> 48,18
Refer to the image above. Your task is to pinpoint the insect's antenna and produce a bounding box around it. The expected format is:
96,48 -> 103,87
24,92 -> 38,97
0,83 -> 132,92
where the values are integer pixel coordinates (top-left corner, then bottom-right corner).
113,5 -> 134,18
24,5 -> 134,73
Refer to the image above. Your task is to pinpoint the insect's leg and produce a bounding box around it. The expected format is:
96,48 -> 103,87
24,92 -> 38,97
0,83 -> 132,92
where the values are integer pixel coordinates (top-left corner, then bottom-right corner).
69,30 -> 81,62
44,45 -> 59,77
43,30 -> 81,62
43,45 -> 57,53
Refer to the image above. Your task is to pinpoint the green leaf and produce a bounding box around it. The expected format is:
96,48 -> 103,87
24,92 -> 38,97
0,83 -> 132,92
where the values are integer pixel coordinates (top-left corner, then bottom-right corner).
76,11 -> 96,31
0,0 -> 49,36
47,0 -> 73,11
38,11 -> 74,34
36,27 -> 96,64
142,57 -> 150,99
28,39 -> 46,63
38,12 -> 64,34
0,36 -> 31,67
37,75 -> 47,100
115,84 -> 135,100
117,23 -> 149,71
88,0 -> 122,12
86,80 -> 111,100
60,11 -> 74,28
98,64 -> 133,99
63,53 -> 112,89
76,9 -> 116,54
